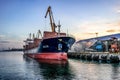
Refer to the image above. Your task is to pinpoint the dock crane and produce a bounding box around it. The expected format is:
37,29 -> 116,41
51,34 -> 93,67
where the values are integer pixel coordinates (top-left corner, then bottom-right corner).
45,6 -> 57,32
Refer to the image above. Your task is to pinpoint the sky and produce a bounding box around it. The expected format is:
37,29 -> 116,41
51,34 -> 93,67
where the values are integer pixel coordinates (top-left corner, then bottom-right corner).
0,0 -> 120,50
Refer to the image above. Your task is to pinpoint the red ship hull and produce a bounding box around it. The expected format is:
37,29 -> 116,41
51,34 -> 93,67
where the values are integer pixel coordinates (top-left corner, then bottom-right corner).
24,52 -> 68,60
24,37 -> 75,61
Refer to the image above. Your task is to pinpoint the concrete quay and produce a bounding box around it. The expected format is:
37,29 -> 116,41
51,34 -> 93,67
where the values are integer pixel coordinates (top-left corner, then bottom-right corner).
68,52 -> 120,63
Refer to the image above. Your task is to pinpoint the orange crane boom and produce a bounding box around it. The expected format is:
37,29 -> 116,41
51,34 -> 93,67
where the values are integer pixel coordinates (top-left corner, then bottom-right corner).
45,6 -> 56,32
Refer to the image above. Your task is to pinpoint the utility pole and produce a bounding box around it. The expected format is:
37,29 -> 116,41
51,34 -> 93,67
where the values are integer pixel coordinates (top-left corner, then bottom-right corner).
95,32 -> 98,38
95,32 -> 98,40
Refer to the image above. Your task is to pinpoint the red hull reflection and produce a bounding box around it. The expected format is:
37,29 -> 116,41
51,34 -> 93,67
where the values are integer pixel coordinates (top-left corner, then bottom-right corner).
36,59 -> 68,64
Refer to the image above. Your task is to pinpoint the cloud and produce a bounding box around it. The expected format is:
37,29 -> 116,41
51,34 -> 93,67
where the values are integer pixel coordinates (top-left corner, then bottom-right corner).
106,29 -> 116,33
106,29 -> 120,33
0,40 -> 24,50
114,5 -> 120,14
0,40 -> 10,43
78,20 -> 109,33
73,32 -> 98,41
106,20 -> 120,27
73,18 -> 120,40
83,19 -> 120,33
83,33 -> 96,35
0,34 -> 24,50
0,34 -> 5,38
105,20 -> 120,33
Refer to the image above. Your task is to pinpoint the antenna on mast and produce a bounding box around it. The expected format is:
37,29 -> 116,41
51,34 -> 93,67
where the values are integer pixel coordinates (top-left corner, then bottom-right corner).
36,30 -> 42,39
67,29 -> 68,37
29,33 -> 31,39
58,21 -> 61,37
33,33 -> 35,39
38,30 -> 42,38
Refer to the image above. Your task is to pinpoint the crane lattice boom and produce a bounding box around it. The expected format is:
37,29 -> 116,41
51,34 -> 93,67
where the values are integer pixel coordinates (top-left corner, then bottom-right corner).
45,6 -> 56,32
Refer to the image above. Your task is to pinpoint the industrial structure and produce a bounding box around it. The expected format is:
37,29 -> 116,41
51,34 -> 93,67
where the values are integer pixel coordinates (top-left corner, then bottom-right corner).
71,33 -> 120,53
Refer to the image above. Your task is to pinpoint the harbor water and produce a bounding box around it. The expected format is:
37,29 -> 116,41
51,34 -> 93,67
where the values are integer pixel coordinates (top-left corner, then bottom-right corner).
0,51 -> 120,80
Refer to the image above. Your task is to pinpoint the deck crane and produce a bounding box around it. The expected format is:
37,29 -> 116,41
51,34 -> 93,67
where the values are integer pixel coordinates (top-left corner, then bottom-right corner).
45,6 -> 57,32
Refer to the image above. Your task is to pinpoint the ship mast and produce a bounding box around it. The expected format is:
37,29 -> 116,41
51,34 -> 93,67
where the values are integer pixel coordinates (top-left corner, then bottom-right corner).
36,30 -> 42,39
45,6 -> 57,32
58,21 -> 61,37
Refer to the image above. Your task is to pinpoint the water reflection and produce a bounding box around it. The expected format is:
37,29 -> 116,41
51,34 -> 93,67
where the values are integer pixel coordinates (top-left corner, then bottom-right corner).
1,52 -> 120,80
37,59 -> 67,64
111,63 -> 120,80
23,55 -> 74,80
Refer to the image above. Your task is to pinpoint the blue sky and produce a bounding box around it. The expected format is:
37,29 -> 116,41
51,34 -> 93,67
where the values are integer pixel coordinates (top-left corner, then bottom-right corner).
0,0 -> 120,49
